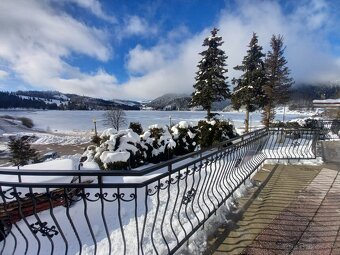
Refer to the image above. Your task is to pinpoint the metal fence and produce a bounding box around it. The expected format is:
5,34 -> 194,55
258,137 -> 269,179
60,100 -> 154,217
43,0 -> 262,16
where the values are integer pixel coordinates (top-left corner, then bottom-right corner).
0,127 -> 320,255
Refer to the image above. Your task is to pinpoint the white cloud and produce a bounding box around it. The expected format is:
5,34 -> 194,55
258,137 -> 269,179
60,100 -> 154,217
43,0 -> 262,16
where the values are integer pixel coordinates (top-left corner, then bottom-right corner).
119,34 -> 204,99
215,0 -> 338,84
0,0 -> 110,61
0,70 -> 8,79
51,69 -> 120,96
56,0 -> 116,23
118,0 -> 340,99
167,25 -> 191,42
293,0 -> 329,30
0,0 -> 113,96
120,15 -> 158,38
126,44 -> 177,75
0,0 -> 339,100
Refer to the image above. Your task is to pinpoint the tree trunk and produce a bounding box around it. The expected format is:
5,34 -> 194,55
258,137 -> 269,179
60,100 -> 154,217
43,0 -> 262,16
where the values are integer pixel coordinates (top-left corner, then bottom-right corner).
207,108 -> 211,121
262,103 -> 274,128
266,109 -> 270,128
265,104 -> 271,128
282,105 -> 286,122
245,109 -> 249,133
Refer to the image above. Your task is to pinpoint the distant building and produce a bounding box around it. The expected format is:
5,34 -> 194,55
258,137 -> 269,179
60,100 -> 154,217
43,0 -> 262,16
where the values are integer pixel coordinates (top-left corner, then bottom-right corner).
313,99 -> 340,108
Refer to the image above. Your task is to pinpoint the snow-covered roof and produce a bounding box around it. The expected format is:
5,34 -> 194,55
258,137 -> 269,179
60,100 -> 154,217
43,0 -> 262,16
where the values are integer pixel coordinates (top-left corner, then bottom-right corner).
313,99 -> 340,108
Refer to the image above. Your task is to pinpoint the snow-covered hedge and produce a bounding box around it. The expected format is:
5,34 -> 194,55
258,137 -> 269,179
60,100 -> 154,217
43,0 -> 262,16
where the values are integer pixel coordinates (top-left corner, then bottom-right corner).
141,124 -> 176,164
83,128 -> 145,170
271,117 -> 323,129
198,120 -> 238,148
83,120 -> 238,170
270,117 -> 340,139
171,121 -> 198,155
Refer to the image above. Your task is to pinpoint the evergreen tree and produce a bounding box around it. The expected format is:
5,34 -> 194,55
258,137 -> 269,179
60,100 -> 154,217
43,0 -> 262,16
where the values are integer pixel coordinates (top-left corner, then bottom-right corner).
8,136 -> 38,166
262,35 -> 294,127
190,28 -> 230,120
231,33 -> 266,133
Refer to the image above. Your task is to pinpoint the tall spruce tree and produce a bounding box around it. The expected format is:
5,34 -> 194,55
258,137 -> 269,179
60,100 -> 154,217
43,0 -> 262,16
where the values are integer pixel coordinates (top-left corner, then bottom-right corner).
190,28 -> 230,120
262,35 -> 293,127
231,33 -> 266,133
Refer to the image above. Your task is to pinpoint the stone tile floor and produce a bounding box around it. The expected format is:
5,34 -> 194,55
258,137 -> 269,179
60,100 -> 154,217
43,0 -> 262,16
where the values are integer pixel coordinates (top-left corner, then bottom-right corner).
243,168 -> 340,255
205,164 -> 340,255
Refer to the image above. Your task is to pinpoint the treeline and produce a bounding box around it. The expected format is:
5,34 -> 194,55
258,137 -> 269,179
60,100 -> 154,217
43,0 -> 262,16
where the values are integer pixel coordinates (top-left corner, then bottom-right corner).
0,91 -> 141,110
64,94 -> 140,110
16,90 -> 62,100
0,92 -> 59,109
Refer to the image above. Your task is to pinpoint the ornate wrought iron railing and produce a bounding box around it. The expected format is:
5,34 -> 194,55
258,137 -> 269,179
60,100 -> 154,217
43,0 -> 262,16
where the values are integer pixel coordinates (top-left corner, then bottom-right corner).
0,127 -> 320,255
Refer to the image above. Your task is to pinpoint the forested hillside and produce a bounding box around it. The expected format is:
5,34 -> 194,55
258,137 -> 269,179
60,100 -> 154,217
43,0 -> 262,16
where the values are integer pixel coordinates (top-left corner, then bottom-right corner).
288,83 -> 340,109
0,91 -> 141,110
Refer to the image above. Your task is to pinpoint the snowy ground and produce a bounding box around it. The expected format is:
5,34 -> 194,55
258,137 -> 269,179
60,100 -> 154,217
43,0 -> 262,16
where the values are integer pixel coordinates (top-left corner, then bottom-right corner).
0,115 -> 92,166
0,110 -> 328,254
0,144 -> 265,255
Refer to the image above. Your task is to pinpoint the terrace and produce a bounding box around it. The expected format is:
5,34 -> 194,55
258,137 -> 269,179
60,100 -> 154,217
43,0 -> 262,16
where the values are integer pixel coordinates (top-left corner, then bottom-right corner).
0,120 -> 339,255
206,142 -> 340,254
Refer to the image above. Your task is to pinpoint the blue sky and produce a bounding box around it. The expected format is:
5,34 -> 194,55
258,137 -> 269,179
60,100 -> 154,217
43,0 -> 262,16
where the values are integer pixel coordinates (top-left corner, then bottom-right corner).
0,0 -> 339,100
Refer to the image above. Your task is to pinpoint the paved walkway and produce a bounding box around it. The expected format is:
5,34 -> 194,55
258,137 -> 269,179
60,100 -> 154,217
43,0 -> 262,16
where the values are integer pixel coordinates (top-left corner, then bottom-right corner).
243,167 -> 340,255
205,141 -> 340,255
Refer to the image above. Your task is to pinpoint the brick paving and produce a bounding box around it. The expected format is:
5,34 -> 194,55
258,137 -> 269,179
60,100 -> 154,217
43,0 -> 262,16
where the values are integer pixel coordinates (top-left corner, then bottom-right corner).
205,140 -> 340,255
242,168 -> 340,255
206,164 -> 321,255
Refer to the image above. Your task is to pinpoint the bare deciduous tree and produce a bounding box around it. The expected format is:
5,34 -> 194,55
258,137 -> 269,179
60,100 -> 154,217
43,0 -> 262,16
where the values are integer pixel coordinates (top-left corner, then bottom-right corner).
103,108 -> 127,131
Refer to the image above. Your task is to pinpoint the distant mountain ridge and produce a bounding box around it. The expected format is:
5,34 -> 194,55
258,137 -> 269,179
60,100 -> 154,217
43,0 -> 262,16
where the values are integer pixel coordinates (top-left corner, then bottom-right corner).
1,83 -> 337,111
0,90 -> 141,110
146,93 -> 231,111
146,93 -> 192,110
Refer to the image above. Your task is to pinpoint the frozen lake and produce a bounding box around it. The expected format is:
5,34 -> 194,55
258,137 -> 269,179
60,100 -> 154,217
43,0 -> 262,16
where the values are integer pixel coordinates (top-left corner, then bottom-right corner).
0,109 -> 310,133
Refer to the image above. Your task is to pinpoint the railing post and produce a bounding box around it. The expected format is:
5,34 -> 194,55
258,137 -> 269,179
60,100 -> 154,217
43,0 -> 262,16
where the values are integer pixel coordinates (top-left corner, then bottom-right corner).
17,165 -> 22,183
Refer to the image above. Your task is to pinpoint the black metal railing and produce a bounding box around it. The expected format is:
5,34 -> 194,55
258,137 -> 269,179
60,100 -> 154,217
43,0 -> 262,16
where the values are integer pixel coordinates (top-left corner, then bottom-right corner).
0,127 -> 320,255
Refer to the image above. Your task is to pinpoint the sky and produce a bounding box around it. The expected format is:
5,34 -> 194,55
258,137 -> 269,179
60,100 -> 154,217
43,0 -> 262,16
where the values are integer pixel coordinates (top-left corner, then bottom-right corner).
0,0 -> 340,100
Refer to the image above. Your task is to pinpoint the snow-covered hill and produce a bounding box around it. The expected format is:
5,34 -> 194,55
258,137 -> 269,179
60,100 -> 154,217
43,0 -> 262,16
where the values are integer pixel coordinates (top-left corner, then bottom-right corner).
0,90 -> 141,110
147,93 -> 192,110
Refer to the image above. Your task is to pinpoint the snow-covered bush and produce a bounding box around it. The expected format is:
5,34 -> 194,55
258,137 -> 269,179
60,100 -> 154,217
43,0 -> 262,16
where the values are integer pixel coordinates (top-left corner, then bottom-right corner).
84,129 -> 145,170
330,120 -> 340,135
271,118 -> 323,129
198,120 -> 237,148
141,125 -> 176,163
91,135 -> 101,145
171,121 -> 198,155
129,122 -> 143,135
17,117 -> 34,128
82,120 -> 238,170
304,118 -> 323,129
270,118 -> 332,139
270,121 -> 300,129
